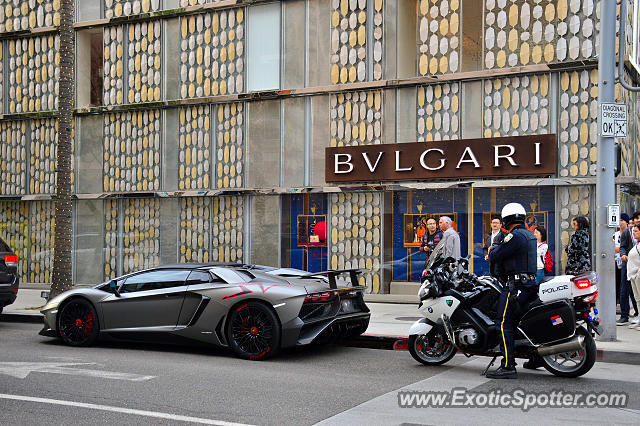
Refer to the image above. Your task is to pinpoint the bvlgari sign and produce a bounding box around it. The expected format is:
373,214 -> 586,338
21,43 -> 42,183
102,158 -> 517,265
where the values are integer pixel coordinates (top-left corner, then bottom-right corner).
325,134 -> 556,183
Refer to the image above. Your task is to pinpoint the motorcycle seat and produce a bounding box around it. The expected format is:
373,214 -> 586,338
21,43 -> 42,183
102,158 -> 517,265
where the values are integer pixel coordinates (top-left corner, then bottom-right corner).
540,276 -> 555,284
521,296 -> 543,312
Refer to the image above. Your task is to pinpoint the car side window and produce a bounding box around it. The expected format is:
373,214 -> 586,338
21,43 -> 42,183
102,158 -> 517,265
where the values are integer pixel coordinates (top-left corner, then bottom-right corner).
122,270 -> 190,293
186,270 -> 213,285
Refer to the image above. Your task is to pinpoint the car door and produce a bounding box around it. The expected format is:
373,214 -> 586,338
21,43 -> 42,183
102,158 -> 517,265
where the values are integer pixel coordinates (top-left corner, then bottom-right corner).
100,269 -> 191,330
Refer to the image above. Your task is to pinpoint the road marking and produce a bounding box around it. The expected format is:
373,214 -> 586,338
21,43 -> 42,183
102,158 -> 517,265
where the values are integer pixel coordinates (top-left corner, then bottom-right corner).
316,358 -> 640,425
0,362 -> 155,381
0,393 -> 255,426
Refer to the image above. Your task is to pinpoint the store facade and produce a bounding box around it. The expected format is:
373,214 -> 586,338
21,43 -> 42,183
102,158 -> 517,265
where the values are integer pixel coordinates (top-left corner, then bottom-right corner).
0,1 -> 639,293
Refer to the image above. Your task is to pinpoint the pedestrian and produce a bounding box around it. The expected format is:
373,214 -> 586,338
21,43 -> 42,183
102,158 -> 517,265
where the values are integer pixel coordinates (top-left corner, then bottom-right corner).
419,217 -> 442,267
484,215 -> 506,261
565,216 -> 591,275
436,216 -> 461,259
534,226 -> 548,284
620,213 -> 639,325
614,224 -> 622,302
627,225 -> 640,330
486,203 -> 538,379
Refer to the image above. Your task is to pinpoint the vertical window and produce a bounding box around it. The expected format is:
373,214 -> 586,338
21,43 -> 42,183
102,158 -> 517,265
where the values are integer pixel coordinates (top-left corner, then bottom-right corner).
77,29 -> 103,108
282,0 -> 306,88
247,100 -> 281,188
461,0 -> 483,72
76,115 -> 104,194
247,3 -> 281,91
396,0 -> 417,78
76,0 -> 103,22
74,200 -> 104,285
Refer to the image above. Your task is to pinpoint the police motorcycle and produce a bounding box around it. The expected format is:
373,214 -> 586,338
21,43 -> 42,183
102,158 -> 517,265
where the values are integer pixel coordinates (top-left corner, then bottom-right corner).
408,245 -> 600,378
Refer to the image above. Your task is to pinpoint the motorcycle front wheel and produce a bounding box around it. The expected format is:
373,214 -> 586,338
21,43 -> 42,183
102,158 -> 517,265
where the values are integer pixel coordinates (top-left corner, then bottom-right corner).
541,327 -> 596,378
409,330 -> 457,366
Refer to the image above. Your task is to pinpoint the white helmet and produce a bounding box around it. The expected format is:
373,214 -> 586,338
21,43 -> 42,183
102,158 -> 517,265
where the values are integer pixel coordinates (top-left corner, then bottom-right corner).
501,203 -> 526,227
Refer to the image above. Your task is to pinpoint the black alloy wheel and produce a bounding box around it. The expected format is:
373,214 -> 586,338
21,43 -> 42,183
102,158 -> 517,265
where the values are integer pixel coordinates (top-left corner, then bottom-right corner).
58,298 -> 99,347
227,301 -> 281,360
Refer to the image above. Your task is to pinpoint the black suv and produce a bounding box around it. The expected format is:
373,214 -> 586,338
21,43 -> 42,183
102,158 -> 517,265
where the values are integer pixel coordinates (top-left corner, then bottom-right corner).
0,237 -> 19,314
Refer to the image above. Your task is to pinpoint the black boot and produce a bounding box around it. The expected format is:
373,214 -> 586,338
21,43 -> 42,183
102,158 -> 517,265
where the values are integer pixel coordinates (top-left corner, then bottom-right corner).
523,356 -> 544,370
486,365 -> 517,379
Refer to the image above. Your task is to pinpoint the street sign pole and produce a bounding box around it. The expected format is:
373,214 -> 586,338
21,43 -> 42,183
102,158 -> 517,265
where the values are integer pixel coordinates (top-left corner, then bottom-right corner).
596,0 -> 617,341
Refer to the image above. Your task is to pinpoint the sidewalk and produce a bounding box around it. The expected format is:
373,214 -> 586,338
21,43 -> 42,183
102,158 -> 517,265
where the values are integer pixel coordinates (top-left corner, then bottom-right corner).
3,289 -> 640,361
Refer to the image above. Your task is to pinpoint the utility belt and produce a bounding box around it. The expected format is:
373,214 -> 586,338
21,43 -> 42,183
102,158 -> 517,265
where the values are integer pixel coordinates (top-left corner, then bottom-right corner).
506,273 -> 536,284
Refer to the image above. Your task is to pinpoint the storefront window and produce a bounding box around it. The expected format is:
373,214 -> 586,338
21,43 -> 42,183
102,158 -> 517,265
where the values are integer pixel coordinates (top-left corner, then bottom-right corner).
390,189 -> 468,282
387,186 -> 556,281
281,194 -> 328,272
472,187 -> 556,276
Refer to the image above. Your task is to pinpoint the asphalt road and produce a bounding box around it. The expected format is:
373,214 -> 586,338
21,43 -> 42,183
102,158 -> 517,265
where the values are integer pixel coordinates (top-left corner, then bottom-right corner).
2,321 -> 640,425
0,321 -> 456,425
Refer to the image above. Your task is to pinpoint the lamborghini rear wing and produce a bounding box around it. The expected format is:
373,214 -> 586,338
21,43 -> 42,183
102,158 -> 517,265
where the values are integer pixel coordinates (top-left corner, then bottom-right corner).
301,269 -> 362,290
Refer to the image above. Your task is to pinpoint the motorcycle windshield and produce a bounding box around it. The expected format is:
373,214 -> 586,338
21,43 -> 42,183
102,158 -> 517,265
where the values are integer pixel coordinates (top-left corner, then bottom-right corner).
426,242 -> 446,270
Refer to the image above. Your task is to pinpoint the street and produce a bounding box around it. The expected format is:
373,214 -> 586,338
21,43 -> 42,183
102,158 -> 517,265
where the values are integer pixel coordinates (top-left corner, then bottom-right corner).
2,322 -> 640,425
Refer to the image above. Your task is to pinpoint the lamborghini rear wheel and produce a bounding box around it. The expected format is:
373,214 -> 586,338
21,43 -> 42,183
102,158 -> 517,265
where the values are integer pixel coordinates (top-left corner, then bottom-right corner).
227,301 -> 281,360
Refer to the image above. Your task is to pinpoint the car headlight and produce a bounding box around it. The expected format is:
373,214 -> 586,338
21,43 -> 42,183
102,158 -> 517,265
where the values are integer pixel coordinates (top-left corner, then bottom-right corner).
42,296 -> 63,311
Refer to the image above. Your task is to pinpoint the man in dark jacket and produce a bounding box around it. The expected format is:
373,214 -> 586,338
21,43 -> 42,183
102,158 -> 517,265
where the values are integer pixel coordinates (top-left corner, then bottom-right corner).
484,216 -> 506,261
419,217 -> 442,267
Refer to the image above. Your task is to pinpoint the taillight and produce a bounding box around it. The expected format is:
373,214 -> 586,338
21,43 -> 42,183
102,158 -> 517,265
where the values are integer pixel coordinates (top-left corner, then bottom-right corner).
304,292 -> 335,302
574,278 -> 591,289
12,288 -> 18,294
4,254 -> 18,268
583,291 -> 598,303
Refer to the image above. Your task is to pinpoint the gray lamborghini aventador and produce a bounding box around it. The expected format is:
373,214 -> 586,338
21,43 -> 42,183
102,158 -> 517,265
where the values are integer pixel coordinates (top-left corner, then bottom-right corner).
39,264 -> 370,360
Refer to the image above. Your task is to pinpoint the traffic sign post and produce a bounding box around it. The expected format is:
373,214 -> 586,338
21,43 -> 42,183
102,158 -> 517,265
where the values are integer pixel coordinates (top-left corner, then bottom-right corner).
600,103 -> 627,137
596,1 -> 618,341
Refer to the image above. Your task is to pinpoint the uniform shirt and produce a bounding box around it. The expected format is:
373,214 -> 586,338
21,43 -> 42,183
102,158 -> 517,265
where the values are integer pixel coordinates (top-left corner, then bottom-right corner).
488,224 -> 537,281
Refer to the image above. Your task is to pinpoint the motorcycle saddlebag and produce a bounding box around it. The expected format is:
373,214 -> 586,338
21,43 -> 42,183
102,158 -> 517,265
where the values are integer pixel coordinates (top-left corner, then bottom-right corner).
518,300 -> 576,346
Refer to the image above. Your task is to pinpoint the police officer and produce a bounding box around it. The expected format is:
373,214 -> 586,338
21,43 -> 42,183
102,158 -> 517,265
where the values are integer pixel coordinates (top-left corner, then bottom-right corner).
486,203 -> 538,379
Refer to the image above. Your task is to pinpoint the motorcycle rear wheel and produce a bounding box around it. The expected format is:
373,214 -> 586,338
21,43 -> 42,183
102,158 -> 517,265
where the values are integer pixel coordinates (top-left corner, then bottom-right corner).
541,327 -> 596,378
409,331 -> 457,366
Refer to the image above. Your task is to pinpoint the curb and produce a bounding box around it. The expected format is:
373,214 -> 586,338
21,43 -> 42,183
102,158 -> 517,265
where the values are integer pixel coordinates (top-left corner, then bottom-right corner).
338,334 -> 640,366
0,313 -> 43,324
